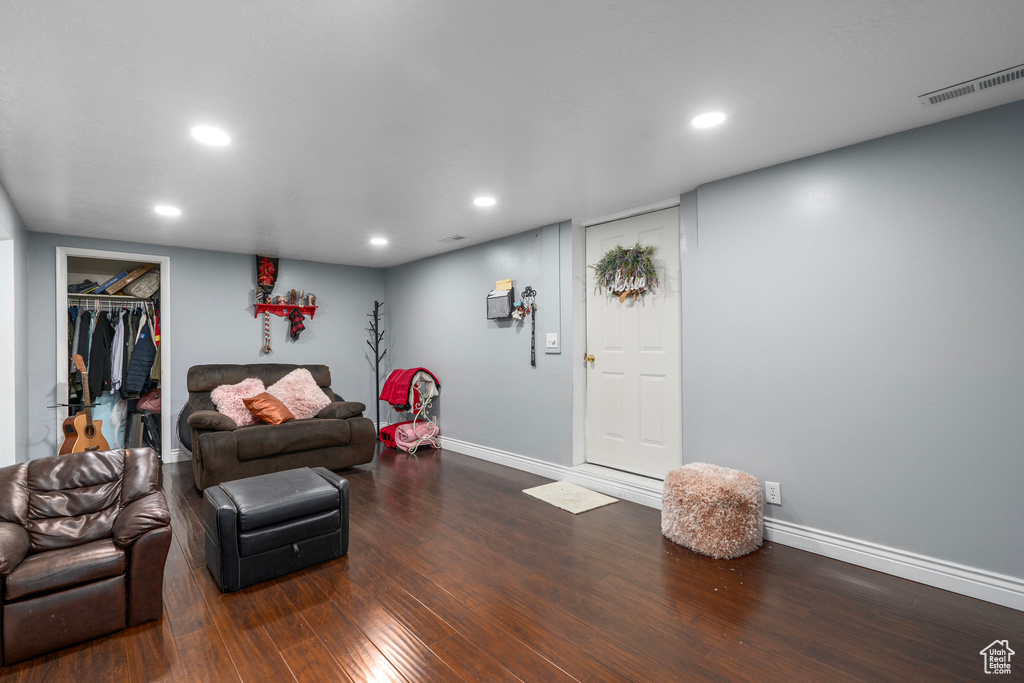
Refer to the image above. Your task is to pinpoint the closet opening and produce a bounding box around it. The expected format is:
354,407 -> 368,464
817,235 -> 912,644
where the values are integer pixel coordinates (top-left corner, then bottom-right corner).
55,247 -> 173,460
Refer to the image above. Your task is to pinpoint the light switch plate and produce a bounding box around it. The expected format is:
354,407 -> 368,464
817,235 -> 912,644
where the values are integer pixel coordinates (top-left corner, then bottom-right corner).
545,332 -> 559,353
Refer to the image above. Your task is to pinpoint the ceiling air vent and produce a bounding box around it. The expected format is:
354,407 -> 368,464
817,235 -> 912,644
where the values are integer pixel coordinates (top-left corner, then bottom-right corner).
919,63 -> 1024,107
439,234 -> 467,243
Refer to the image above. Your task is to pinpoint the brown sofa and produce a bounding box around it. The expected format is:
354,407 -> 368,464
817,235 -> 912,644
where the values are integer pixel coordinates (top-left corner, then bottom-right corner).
186,364 -> 376,490
0,448 -> 171,665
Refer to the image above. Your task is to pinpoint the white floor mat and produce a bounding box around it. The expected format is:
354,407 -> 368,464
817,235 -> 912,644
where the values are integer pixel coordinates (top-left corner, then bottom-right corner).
522,481 -> 618,514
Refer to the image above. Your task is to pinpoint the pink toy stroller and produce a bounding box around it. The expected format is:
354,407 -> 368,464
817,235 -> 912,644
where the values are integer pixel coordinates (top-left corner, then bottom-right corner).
378,368 -> 440,453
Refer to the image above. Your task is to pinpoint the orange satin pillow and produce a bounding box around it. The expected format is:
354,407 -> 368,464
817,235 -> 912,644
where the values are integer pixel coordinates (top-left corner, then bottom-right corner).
243,392 -> 295,425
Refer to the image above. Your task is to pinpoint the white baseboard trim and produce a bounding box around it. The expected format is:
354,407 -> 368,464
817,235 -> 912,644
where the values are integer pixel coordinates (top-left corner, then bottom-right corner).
164,448 -> 190,464
764,518 -> 1024,612
439,436 -> 665,509
440,435 -> 1024,612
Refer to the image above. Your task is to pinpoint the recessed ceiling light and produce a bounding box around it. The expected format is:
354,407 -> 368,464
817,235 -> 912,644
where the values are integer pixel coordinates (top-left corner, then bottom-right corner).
370,237 -> 388,246
691,111 -> 727,129
191,125 -> 231,146
154,205 -> 181,217
474,196 -> 496,207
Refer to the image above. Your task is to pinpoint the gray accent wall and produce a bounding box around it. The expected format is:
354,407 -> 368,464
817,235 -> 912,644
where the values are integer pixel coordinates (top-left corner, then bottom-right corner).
25,232 -> 383,462
0,177 -> 28,465
383,222 -> 574,463
682,100 -> 1024,578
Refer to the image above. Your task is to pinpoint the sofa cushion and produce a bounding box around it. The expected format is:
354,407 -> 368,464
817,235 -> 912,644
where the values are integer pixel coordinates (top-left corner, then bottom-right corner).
267,369 -> 333,420
211,377 -> 266,427
233,419 -> 352,462
244,392 -> 295,425
219,468 -> 340,532
5,538 -> 126,601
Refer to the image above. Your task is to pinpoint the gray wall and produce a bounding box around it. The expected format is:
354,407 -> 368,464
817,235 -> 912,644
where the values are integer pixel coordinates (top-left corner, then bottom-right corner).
383,222 -> 574,463
682,100 -> 1024,578
26,232 -> 383,461
0,178 -> 28,465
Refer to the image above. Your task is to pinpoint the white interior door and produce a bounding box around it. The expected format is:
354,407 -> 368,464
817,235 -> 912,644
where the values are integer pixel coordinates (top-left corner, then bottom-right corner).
585,207 -> 681,479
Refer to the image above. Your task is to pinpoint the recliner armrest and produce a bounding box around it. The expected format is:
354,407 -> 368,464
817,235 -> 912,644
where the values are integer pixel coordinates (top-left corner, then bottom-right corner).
188,410 -> 238,431
114,492 -> 171,547
0,522 -> 29,576
317,401 -> 366,420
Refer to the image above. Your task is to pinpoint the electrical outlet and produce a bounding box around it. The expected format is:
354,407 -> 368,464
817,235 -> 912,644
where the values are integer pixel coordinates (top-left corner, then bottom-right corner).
765,482 -> 781,505
546,333 -> 559,348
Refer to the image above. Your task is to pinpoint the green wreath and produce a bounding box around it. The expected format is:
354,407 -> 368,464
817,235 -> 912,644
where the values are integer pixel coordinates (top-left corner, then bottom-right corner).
591,242 -> 660,302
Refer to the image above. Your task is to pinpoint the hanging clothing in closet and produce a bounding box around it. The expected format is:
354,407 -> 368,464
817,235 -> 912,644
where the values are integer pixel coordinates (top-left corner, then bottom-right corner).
66,298 -> 161,452
110,310 -> 125,392
88,312 -> 114,397
124,315 -> 157,396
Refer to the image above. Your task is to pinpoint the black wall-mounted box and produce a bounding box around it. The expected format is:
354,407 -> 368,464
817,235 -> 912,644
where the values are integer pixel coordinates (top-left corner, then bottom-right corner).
486,288 -> 514,319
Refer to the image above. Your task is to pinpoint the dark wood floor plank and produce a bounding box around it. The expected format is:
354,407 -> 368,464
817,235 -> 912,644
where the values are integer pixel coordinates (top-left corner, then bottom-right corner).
302,600 -> 407,683
125,617 -> 188,682
704,643 -> 860,683
173,626 -> 240,683
327,578 -> 462,683
428,633 -> 523,683
162,470 -> 208,571
377,566 -> 580,683
3,649 -> 76,683
279,637 -> 354,683
241,579 -> 317,652
911,590 -> 1024,640
73,631 -> 129,683
191,561 -> 296,683
162,533 -> 215,638
321,563 -> 455,646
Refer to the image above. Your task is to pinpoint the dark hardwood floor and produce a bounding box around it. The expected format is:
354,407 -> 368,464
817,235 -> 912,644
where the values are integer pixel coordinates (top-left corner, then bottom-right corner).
2,447 -> 1021,681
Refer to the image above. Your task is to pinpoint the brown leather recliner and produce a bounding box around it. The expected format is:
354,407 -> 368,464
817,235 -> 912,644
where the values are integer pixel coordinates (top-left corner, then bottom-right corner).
0,448 -> 171,665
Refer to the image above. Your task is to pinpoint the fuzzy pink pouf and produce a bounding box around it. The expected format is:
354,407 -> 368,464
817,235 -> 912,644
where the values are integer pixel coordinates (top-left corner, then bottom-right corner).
661,463 -> 764,559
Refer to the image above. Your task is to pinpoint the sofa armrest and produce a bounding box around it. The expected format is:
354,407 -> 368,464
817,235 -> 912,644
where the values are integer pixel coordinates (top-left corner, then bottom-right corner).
0,522 -> 29,576
317,401 -> 366,420
188,410 -> 238,431
114,492 -> 171,547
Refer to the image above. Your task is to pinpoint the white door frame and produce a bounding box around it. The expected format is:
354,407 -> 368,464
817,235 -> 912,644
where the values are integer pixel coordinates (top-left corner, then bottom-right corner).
571,196 -> 683,470
55,246 -> 172,458
0,219 -> 14,466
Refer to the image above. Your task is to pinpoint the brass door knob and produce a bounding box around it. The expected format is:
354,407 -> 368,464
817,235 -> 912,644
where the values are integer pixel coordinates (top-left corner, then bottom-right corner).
584,353 -> 595,363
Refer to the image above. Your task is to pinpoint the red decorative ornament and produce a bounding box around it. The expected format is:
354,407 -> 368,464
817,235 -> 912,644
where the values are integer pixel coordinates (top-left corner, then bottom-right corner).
255,255 -> 280,353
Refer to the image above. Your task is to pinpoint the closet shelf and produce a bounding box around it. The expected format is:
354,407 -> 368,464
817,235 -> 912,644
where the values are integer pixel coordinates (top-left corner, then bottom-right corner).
68,293 -> 153,301
254,304 -> 319,319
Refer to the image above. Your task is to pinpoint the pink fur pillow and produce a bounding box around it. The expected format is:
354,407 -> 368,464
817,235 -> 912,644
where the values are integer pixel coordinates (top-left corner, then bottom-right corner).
210,377 -> 266,427
267,368 -> 332,420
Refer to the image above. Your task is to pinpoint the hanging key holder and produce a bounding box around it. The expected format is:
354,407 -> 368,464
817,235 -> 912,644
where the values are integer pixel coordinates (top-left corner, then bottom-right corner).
521,286 -> 537,367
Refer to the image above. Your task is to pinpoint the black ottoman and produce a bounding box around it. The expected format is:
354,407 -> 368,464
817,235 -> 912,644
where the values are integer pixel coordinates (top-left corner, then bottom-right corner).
203,467 -> 349,593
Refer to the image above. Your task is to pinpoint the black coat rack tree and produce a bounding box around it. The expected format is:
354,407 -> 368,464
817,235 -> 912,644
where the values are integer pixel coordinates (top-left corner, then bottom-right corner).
522,286 -> 537,367
366,300 -> 386,434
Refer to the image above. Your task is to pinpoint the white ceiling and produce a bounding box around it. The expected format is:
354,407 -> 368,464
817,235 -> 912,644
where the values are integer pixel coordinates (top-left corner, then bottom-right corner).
1,1 -> 1023,268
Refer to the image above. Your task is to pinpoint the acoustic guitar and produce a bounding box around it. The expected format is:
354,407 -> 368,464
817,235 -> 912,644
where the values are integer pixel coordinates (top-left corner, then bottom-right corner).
58,354 -> 110,455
